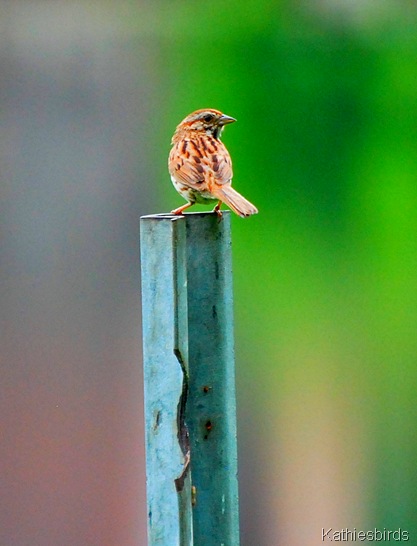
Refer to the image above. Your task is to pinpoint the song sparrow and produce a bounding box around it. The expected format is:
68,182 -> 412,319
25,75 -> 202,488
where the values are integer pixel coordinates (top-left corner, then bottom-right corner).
168,109 -> 258,217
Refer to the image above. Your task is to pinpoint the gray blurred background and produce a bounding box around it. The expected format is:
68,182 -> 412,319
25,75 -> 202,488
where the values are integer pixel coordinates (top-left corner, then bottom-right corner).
0,3 -> 151,545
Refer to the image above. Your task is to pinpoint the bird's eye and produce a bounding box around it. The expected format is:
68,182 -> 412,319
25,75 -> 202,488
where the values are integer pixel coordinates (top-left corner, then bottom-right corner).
203,114 -> 214,122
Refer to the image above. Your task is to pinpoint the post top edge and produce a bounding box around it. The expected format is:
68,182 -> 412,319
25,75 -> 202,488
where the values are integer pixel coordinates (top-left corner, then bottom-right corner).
140,211 -> 231,220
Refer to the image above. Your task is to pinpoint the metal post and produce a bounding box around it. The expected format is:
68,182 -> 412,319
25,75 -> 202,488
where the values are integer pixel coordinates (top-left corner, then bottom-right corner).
140,211 -> 240,546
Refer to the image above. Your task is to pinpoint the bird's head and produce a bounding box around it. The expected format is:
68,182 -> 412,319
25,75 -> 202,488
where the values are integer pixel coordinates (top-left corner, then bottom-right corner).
175,108 -> 236,139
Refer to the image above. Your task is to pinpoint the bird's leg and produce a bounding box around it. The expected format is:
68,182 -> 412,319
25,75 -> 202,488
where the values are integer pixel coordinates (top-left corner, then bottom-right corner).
171,202 -> 194,215
213,201 -> 223,218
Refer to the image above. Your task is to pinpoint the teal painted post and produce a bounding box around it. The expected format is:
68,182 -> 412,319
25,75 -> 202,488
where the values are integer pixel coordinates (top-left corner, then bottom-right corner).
184,212 -> 240,545
140,211 -> 240,546
140,215 -> 192,546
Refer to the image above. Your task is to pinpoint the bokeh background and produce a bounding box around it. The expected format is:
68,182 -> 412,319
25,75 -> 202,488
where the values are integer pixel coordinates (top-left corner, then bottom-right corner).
1,1 -> 417,545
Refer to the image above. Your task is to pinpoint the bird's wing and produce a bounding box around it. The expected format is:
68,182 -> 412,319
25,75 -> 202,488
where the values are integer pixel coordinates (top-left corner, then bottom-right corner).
208,141 -> 233,186
169,137 -> 233,189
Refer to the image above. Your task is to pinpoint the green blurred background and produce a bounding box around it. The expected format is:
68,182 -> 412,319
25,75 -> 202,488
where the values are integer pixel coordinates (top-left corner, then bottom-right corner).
1,1 -> 417,545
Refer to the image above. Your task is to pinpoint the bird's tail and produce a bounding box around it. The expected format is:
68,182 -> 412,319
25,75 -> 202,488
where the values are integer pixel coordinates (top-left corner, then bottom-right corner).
212,185 -> 258,218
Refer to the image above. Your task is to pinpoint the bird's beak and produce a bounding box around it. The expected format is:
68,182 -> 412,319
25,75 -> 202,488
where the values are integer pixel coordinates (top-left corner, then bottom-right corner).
219,114 -> 237,125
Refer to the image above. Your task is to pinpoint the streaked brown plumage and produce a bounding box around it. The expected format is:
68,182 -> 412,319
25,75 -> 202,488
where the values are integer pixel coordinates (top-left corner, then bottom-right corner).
168,108 -> 258,217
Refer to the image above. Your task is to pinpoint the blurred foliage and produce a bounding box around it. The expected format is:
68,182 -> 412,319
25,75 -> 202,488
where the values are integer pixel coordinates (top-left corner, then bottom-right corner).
135,0 -> 417,541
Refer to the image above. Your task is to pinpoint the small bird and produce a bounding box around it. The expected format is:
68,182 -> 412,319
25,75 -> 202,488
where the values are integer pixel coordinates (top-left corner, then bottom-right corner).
168,108 -> 258,218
